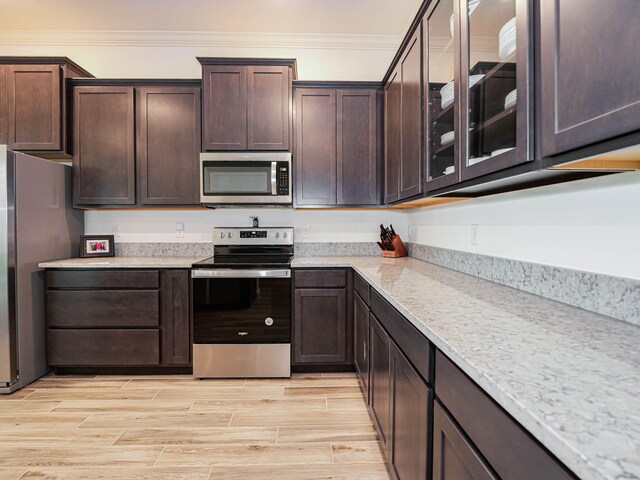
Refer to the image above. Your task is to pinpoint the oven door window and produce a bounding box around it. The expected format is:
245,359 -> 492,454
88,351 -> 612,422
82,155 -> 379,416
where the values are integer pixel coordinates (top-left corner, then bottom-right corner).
193,278 -> 291,344
203,161 -> 272,196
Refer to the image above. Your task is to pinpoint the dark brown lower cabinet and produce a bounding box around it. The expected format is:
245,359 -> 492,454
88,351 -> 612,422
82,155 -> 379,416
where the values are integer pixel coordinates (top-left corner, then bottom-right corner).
354,292 -> 370,400
45,269 -> 191,369
369,313 -> 392,453
390,342 -> 432,480
161,270 -> 191,366
292,269 -> 353,367
433,401 -> 498,480
293,288 -> 347,364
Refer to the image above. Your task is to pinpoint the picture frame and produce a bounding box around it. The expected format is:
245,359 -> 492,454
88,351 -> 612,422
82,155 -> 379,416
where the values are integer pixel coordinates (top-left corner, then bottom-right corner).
80,235 -> 115,258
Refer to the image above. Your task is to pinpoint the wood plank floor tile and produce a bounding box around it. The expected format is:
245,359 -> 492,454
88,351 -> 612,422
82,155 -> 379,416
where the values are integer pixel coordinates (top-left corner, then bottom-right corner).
0,445 -> 164,467
321,372 -> 358,378
206,462 -> 389,479
52,400 -> 193,414
115,427 -> 277,446
331,441 -> 386,464
245,377 -> 360,387
157,443 -> 332,467
0,401 -> 61,414
283,386 -> 364,398
327,397 -> 372,411
24,389 -> 160,401
93,375 -> 194,380
0,429 -> 124,446
1,389 -> 35,400
80,412 -> 232,429
124,378 -> 247,389
18,467 -> 212,480
0,468 -> 27,480
277,424 -> 378,444
230,410 -> 371,427
189,397 -> 327,414
0,415 -> 87,430
28,379 -> 130,389
154,387 -> 283,400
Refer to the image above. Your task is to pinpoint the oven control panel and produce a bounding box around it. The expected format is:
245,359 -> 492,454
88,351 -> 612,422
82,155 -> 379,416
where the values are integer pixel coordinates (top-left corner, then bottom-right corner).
213,227 -> 294,246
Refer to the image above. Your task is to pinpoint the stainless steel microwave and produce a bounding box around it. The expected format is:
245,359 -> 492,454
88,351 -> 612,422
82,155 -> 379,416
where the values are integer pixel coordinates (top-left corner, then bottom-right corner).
199,152 -> 292,206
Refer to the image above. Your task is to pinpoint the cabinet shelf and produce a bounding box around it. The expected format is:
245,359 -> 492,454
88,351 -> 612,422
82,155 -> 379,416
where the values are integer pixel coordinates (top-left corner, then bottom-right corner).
472,106 -> 516,133
433,141 -> 454,156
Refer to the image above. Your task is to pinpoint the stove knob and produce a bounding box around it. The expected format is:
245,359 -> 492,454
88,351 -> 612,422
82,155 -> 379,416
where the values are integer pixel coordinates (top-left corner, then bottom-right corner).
228,232 -> 233,238
219,232 -> 225,238
275,232 -> 280,239
265,317 -> 274,326
283,232 -> 288,239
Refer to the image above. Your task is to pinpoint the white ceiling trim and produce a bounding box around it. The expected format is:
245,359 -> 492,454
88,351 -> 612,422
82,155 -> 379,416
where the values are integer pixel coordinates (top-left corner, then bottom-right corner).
0,29 -> 405,51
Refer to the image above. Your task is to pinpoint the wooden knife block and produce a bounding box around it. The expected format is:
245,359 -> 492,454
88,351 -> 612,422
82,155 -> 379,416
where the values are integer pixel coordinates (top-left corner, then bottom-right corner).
381,235 -> 408,258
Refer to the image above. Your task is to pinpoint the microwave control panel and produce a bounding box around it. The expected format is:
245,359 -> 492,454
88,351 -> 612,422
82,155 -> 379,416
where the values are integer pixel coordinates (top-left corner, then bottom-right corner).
276,161 -> 289,196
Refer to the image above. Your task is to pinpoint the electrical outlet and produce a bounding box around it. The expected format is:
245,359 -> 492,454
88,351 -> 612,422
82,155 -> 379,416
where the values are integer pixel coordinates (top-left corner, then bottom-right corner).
302,225 -> 311,239
175,222 -> 185,239
470,224 -> 479,245
111,224 -> 120,237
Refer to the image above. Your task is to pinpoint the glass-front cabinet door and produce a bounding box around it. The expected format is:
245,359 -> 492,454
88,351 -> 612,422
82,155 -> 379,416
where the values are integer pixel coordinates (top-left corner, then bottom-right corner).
460,0 -> 532,180
424,0 -> 461,191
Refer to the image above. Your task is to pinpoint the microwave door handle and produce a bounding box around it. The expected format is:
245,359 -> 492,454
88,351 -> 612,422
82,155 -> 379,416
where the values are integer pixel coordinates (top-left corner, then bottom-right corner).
271,162 -> 277,195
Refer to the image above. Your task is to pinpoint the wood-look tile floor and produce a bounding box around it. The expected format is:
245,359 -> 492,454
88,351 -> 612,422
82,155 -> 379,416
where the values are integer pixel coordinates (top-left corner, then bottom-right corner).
0,373 -> 389,480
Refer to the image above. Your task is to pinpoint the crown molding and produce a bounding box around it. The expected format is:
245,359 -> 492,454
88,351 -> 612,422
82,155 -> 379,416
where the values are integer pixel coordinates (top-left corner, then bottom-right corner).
0,29 -> 404,51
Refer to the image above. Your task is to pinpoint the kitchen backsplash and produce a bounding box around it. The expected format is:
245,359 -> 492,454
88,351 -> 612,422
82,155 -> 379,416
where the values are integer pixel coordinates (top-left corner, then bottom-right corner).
407,243 -> 640,327
115,241 -> 380,258
115,242 -> 213,258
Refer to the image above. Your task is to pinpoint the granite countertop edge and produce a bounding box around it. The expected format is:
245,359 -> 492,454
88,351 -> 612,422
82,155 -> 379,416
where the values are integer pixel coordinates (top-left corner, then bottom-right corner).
38,256 -> 209,269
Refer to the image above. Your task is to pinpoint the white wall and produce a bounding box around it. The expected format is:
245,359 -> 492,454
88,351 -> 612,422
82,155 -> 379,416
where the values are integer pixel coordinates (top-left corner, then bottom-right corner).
85,208 -> 408,244
408,172 -> 640,280
0,38 -> 399,80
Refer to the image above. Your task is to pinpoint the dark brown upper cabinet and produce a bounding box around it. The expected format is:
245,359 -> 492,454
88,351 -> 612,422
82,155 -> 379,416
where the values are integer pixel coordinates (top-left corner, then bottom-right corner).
136,86 -> 201,205
247,65 -> 291,150
458,0 -> 533,181
0,57 -> 92,157
423,0 -> 533,192
384,28 -> 423,204
294,83 -> 380,207
73,86 -> 136,206
337,89 -> 379,205
539,0 -> 640,159
198,58 -> 295,152
385,68 -> 401,203
295,88 -> 337,205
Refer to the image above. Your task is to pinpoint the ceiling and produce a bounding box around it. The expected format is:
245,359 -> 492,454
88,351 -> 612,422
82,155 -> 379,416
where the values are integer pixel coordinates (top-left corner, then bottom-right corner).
0,0 -> 422,35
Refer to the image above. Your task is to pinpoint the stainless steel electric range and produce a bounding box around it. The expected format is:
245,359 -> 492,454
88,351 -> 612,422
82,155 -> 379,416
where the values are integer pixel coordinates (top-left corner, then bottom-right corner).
191,226 -> 293,378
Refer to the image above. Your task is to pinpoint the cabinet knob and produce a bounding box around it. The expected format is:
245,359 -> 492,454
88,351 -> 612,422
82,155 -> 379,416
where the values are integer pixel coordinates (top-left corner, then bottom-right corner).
265,317 -> 274,326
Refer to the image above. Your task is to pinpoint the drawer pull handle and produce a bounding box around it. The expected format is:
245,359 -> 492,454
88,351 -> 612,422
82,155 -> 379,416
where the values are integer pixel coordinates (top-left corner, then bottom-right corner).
238,332 -> 248,336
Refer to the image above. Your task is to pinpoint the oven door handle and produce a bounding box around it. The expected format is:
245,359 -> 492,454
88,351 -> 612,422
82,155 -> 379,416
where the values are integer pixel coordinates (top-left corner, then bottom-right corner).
191,269 -> 291,279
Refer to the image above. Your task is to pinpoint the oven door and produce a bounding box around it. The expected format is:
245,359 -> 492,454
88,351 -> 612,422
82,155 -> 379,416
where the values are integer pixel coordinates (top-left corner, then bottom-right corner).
192,269 -> 291,344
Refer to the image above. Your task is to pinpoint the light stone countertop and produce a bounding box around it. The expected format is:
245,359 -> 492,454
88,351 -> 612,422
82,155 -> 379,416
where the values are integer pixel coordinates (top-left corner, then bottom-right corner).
38,256 -> 208,269
292,256 -> 640,480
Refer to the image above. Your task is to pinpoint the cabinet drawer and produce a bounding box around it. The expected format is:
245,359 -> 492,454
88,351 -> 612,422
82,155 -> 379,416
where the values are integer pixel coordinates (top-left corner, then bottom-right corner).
294,269 -> 346,288
47,290 -> 159,328
47,329 -> 160,366
354,273 -> 370,305
371,289 -> 432,384
435,351 -> 576,480
46,270 -> 160,289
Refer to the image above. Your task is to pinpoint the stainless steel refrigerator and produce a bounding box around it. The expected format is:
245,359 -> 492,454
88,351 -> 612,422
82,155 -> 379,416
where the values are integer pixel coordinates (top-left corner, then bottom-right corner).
0,146 -> 84,393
